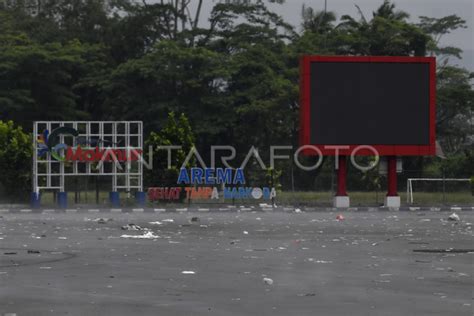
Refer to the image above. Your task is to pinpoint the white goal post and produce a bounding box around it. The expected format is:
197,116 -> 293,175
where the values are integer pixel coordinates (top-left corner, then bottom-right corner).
406,178 -> 471,204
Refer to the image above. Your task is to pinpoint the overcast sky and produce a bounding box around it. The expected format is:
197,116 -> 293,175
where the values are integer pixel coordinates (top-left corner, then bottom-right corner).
188,0 -> 473,70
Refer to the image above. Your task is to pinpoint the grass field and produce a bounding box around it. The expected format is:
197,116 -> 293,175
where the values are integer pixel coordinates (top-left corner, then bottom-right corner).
35,190 -> 473,207
276,191 -> 473,206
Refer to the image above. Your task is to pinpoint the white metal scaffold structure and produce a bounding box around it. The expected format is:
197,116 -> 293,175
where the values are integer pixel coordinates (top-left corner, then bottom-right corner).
32,121 -> 143,195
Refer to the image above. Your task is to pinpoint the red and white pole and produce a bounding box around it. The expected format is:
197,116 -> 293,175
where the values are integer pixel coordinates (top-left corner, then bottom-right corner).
334,155 -> 350,208
385,156 -> 401,208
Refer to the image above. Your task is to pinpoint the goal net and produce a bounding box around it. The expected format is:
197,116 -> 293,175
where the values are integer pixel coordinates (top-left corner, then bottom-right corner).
406,178 -> 472,204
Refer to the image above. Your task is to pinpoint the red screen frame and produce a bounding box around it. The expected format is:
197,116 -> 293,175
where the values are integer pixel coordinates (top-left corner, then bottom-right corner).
299,55 -> 436,156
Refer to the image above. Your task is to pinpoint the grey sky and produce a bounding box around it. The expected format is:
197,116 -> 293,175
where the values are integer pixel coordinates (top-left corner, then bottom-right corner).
189,0 -> 473,70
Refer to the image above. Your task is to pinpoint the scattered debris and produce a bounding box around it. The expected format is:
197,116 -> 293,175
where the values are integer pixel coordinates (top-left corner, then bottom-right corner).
307,258 -> 333,263
120,231 -> 159,239
243,231 -> 249,235
4,252 -> 17,255
181,271 -> 196,275
297,293 -> 316,297
162,219 -> 174,223
190,217 -> 200,223
121,224 -> 143,231
149,221 -> 162,225
96,218 -> 113,224
448,213 -> 460,221
27,250 -> 40,254
336,214 -> 345,221
263,277 -> 274,285
295,208 -> 302,213
413,248 -> 474,253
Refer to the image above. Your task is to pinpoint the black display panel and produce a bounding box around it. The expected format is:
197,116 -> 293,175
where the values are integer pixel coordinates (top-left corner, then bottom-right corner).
309,62 -> 430,145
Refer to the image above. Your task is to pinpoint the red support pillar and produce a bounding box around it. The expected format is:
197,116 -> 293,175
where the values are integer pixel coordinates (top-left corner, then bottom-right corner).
336,155 -> 347,196
387,156 -> 398,196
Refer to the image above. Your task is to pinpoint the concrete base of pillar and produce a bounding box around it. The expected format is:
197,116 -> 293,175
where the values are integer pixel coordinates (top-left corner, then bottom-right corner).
384,196 -> 401,208
333,196 -> 350,208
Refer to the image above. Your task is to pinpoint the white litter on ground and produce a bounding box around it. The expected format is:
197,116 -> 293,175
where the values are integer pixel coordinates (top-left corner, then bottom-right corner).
448,213 -> 460,221
162,219 -> 174,223
149,221 -> 162,225
263,277 -> 274,285
181,271 -> 196,274
121,224 -> 143,231
120,231 -> 159,239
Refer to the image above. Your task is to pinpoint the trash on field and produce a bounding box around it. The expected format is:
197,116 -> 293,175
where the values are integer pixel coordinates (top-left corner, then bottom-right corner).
27,250 -> 40,254
121,224 -> 143,231
162,219 -> 174,223
181,271 -> 196,274
263,277 -> 274,285
243,231 -> 249,235
96,218 -> 113,224
448,213 -> 460,221
190,217 -> 200,222
149,221 -> 162,225
336,214 -> 345,221
120,231 -> 159,239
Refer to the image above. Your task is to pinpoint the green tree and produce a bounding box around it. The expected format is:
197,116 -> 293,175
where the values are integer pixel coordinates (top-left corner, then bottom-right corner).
337,0 -> 429,56
436,66 -> 474,154
0,12 -> 109,128
104,40 -> 228,138
301,5 -> 336,34
144,112 -> 195,188
0,121 -> 32,200
418,14 -> 467,62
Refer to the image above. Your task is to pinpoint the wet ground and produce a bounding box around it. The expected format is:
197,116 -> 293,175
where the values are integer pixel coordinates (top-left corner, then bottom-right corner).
0,211 -> 472,316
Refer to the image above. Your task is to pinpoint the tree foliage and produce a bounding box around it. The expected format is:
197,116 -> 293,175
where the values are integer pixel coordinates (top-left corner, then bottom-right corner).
0,120 -> 32,199
145,111 -> 195,187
